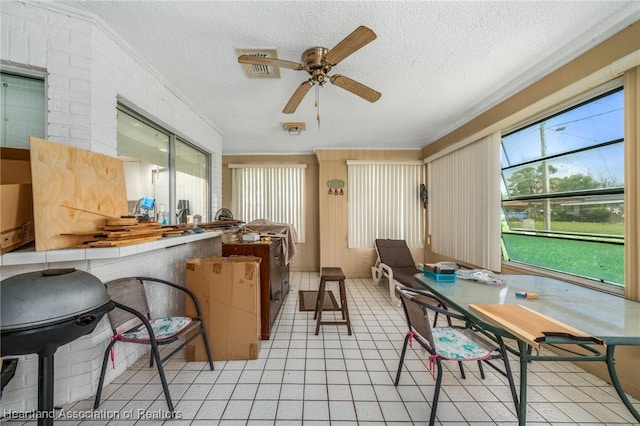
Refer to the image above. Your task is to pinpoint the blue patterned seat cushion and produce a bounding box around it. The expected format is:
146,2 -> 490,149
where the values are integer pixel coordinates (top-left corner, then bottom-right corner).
121,316 -> 192,341
431,327 -> 492,360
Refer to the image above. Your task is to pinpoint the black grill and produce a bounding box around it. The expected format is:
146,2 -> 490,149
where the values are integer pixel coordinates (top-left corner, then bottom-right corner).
1,268 -> 114,426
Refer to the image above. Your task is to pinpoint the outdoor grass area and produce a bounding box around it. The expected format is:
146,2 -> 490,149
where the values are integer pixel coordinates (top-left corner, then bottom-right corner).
502,233 -> 624,286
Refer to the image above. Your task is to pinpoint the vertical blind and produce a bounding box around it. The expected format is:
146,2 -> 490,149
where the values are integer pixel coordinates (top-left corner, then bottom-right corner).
427,132 -> 502,270
347,161 -> 424,248
230,165 -> 306,242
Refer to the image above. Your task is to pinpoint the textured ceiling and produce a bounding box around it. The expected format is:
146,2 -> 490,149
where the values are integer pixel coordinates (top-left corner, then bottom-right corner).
53,1 -> 639,155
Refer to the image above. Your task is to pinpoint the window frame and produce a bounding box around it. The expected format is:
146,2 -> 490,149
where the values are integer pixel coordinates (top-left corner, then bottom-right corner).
1,67 -> 47,148
500,82 -> 625,293
117,104 -> 211,224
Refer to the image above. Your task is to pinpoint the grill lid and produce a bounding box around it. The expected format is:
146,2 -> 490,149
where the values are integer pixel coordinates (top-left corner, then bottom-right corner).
1,268 -> 110,332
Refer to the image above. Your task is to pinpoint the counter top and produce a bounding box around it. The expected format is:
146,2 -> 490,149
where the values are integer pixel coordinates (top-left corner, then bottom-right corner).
0,230 -> 223,266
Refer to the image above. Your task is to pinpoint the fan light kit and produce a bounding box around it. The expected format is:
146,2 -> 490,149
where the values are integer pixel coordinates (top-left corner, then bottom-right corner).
238,26 -> 381,127
283,122 -> 306,135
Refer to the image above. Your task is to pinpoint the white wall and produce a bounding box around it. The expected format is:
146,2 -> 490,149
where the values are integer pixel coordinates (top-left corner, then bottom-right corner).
0,0 -> 223,213
0,0 -> 224,413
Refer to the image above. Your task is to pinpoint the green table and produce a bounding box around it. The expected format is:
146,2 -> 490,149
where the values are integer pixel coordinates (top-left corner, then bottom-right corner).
414,273 -> 640,425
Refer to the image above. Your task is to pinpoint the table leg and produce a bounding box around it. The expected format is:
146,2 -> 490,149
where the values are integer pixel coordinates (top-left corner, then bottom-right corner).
606,344 -> 640,423
497,337 -> 519,416
517,341 -> 528,426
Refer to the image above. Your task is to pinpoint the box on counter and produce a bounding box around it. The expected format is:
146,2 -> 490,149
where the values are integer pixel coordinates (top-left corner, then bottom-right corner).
423,261 -> 457,274
423,268 -> 457,283
1,148 -> 34,253
185,256 -> 262,361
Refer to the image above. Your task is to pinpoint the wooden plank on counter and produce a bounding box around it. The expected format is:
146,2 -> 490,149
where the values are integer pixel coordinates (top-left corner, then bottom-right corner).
30,137 -> 128,251
469,304 -> 594,348
87,235 -> 162,247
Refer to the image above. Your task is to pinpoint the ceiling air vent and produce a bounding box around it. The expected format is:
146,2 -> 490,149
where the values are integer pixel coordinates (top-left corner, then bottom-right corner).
282,122 -> 305,135
237,48 -> 281,78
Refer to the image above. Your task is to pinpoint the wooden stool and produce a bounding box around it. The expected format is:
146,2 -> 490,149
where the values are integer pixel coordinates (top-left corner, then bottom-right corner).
315,267 -> 352,335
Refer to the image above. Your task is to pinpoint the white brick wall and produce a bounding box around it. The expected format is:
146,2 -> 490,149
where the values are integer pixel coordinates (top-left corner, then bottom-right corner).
0,237 -> 222,413
1,0 -> 223,193
1,0 -> 225,414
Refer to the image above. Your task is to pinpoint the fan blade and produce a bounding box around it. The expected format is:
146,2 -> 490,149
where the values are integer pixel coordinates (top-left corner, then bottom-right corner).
283,81 -> 314,114
325,26 -> 377,66
330,74 -> 381,103
238,55 -> 304,71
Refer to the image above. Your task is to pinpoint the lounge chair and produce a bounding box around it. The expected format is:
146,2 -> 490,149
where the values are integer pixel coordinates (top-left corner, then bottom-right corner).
371,239 -> 423,306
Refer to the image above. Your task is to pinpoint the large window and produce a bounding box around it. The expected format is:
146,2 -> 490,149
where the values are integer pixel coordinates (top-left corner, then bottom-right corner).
501,86 -> 624,286
230,164 -> 305,242
176,138 -> 209,225
1,71 -> 46,148
117,105 -> 210,224
347,161 -> 424,248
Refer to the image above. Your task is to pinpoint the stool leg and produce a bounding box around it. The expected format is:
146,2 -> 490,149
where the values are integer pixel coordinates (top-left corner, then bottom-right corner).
314,278 -> 325,320
339,281 -> 346,320
339,279 -> 352,335
315,278 -> 326,335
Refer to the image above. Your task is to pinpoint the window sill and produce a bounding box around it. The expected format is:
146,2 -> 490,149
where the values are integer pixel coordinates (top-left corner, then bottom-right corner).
501,260 -> 624,297
0,230 -> 223,266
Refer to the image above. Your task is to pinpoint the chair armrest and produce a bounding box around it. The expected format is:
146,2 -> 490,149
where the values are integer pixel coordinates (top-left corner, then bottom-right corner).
112,300 -> 162,346
379,263 -> 394,281
395,284 -> 467,323
395,284 -> 441,303
371,257 -> 382,282
134,276 -> 205,321
424,300 -> 467,323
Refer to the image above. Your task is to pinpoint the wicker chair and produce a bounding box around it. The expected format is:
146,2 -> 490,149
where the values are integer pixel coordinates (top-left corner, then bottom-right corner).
94,277 -> 214,413
394,285 -> 519,425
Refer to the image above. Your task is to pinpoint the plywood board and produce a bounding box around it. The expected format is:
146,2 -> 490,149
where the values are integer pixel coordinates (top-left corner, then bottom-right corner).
30,137 -> 128,251
469,304 -> 594,348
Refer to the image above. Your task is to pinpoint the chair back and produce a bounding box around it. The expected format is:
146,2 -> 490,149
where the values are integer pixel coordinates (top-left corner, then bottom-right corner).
104,277 -> 150,334
375,239 -> 415,268
396,286 -> 436,351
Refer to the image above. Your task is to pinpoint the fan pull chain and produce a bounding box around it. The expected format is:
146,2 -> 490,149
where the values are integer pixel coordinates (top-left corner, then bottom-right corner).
315,84 -> 320,130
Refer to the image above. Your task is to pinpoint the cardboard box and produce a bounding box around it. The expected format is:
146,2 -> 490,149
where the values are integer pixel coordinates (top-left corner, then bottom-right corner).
1,148 -> 34,253
185,256 -> 262,361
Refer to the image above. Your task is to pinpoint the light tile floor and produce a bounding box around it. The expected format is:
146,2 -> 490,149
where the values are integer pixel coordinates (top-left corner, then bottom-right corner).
6,271 -> 640,425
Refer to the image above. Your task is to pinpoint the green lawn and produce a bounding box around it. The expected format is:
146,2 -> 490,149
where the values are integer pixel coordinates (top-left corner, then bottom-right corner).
502,233 -> 624,286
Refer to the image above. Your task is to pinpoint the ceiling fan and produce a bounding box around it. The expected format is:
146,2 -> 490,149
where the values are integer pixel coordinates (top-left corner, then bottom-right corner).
238,26 -> 382,114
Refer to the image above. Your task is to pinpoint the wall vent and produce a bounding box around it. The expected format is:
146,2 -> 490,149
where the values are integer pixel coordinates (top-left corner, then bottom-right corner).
237,49 -> 281,78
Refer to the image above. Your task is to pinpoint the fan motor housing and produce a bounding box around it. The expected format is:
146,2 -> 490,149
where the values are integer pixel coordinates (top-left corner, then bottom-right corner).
302,47 -> 330,72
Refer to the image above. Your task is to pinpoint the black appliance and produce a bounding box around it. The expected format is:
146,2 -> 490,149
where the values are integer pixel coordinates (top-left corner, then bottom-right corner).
0,268 -> 114,426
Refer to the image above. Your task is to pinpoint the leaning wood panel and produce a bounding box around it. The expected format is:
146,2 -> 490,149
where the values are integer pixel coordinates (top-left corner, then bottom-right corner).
30,137 -> 128,251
